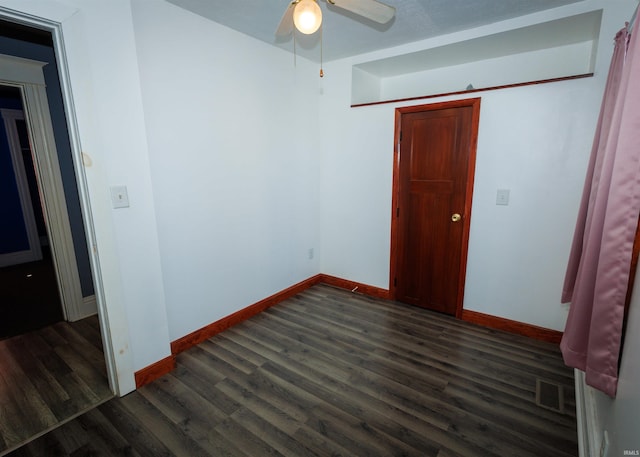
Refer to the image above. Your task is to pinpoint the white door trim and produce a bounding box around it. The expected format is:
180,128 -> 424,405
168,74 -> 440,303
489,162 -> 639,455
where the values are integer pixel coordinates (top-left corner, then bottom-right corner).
0,107 -> 43,267
0,10 -> 129,395
574,369 -> 602,457
0,3 -> 137,396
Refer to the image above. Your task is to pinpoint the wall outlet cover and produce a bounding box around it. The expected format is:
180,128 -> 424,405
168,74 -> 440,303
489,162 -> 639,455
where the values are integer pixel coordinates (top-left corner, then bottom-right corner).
496,188 -> 510,206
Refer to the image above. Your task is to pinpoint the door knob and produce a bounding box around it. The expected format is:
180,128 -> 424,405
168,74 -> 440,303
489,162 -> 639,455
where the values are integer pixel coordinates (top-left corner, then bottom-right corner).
451,213 -> 461,222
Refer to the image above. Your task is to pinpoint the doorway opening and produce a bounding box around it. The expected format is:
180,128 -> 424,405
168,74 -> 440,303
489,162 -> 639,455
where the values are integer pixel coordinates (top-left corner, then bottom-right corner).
0,18 -> 114,454
0,86 -> 63,338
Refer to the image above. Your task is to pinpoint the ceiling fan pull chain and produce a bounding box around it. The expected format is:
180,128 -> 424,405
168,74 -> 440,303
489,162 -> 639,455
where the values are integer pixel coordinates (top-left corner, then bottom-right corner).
320,24 -> 324,77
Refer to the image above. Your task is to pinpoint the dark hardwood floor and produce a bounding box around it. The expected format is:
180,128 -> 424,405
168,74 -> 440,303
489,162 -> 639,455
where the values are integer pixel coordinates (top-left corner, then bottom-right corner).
0,316 -> 113,456
7,284 -> 577,456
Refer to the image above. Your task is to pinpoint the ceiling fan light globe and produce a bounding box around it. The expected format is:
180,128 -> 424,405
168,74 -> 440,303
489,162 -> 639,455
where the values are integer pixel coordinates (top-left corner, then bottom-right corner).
293,0 -> 322,34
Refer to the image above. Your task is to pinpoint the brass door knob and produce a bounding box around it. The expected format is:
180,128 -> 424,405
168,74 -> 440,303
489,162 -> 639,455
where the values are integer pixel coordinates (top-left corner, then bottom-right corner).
451,213 -> 461,222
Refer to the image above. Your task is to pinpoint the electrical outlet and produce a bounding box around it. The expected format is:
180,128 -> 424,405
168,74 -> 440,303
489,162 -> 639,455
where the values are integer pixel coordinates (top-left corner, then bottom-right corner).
496,188 -> 510,206
600,430 -> 610,457
308,248 -> 314,260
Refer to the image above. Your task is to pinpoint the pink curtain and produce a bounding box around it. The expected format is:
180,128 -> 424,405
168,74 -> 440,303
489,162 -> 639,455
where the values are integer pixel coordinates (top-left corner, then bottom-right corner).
561,22 -> 640,397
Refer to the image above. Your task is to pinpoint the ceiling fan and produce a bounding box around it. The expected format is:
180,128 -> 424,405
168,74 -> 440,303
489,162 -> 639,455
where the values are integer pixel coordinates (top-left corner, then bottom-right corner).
275,0 -> 396,36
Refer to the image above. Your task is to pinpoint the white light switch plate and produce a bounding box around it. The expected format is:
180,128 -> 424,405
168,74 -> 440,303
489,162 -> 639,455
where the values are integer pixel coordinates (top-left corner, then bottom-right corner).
110,185 -> 130,208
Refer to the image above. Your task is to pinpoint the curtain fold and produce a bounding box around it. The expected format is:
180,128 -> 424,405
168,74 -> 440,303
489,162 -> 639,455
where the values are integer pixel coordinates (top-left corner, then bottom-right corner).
561,23 -> 640,397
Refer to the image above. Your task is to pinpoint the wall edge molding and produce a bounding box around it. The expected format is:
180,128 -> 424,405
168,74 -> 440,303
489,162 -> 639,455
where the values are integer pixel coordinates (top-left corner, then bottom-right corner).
170,275 -> 324,355
319,274 -> 391,299
461,309 -> 563,344
134,355 -> 176,388
351,73 -> 594,108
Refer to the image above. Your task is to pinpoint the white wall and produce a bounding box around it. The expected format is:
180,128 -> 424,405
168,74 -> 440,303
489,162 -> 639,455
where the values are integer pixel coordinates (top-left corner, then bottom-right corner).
130,0 -> 322,341
55,0 -> 173,387
318,0 -> 637,331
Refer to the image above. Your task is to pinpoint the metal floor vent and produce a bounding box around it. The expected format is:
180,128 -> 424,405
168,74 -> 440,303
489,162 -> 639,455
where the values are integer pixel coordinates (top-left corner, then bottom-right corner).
535,379 -> 564,413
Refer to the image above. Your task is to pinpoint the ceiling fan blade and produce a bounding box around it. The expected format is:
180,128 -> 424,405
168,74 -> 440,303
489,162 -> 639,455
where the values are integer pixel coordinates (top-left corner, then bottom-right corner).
275,2 -> 296,37
329,0 -> 395,24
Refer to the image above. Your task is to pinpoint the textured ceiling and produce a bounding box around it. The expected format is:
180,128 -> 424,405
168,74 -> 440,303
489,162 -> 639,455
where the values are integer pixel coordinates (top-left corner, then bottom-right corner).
166,0 -> 585,62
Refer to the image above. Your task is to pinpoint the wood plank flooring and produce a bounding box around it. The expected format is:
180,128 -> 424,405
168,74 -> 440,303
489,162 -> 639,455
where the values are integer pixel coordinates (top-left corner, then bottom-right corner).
7,284 -> 577,456
0,316 -> 113,456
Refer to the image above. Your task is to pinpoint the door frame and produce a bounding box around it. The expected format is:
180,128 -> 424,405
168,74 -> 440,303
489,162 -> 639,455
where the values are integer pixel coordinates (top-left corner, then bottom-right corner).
389,97 -> 481,318
0,12 -> 122,395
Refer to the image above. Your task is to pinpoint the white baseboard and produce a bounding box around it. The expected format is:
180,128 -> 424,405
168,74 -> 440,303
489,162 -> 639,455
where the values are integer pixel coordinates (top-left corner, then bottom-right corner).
575,369 -> 601,457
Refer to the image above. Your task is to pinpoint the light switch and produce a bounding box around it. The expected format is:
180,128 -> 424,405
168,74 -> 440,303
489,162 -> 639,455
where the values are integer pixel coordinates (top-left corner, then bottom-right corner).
496,189 -> 510,206
110,185 -> 130,209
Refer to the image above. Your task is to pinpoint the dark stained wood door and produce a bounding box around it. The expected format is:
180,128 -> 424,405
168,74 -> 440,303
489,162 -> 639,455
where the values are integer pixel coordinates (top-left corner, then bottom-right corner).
391,98 -> 480,316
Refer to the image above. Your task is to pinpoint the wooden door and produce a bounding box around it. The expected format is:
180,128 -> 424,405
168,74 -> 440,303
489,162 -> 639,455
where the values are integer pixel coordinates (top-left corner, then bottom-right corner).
391,98 -> 480,316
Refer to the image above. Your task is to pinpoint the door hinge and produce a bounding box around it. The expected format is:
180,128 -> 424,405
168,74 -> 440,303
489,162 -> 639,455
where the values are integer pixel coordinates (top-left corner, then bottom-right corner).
399,131 -> 402,141
396,207 -> 400,217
